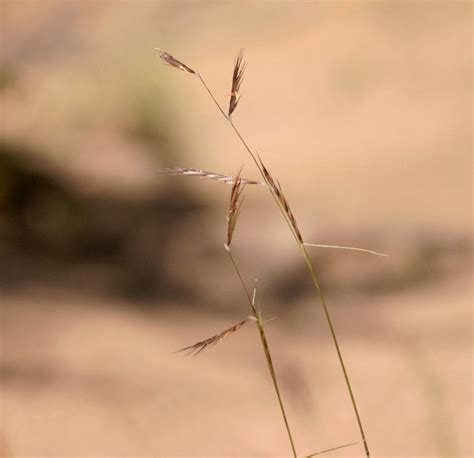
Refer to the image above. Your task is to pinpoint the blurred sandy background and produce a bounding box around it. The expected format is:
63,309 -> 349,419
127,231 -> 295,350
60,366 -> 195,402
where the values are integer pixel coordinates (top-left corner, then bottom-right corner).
0,1 -> 472,457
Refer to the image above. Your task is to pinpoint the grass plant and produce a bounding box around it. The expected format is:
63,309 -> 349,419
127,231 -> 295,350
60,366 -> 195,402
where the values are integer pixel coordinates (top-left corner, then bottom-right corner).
157,48 -> 387,457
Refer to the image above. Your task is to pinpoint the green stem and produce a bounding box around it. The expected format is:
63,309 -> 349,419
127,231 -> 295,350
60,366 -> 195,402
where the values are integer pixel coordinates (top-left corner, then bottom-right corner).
304,243 -> 388,257
255,311 -> 298,458
226,248 -> 298,458
226,247 -> 256,315
299,244 -> 370,458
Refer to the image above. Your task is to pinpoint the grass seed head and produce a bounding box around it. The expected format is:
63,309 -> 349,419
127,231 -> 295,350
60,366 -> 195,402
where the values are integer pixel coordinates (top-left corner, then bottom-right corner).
228,49 -> 246,117
155,48 -> 196,75
226,171 -> 246,247
258,156 -> 303,243
177,319 -> 248,356
159,167 -> 261,185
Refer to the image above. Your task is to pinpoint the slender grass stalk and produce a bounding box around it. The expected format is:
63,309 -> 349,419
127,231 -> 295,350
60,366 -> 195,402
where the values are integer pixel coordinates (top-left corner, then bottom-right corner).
299,244 -> 370,457
253,298 -> 297,458
195,71 -> 372,458
225,246 -> 298,458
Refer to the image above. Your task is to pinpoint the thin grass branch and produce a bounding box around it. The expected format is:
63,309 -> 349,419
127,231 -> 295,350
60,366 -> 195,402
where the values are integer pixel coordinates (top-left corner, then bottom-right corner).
304,243 -> 388,257
225,248 -> 297,457
305,441 -> 360,457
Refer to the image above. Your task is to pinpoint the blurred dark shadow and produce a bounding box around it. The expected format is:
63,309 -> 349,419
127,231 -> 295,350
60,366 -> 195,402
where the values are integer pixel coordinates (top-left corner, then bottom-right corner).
0,140 -> 206,301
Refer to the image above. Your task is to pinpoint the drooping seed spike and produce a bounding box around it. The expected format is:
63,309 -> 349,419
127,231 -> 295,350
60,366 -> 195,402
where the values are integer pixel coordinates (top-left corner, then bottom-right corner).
159,167 -> 262,185
257,156 -> 303,243
155,48 -> 196,75
226,170 -> 246,247
176,319 -> 248,356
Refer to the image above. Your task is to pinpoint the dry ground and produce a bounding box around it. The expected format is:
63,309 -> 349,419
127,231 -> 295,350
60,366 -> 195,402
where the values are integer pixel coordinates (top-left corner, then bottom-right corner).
1,270 -> 472,457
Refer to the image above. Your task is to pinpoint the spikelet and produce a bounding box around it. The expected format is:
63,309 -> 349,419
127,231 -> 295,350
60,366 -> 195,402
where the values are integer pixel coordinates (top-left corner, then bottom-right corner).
228,50 -> 246,117
177,319 -> 248,356
155,48 -> 195,75
258,156 -> 303,244
159,167 -> 261,185
225,172 -> 246,248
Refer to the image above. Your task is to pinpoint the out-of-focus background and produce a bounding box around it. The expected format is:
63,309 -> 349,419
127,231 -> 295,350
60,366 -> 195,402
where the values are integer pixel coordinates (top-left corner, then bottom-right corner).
0,2 -> 472,457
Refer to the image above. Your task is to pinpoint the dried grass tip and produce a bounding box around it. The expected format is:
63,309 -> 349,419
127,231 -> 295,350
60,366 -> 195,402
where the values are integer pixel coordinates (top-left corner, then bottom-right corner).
226,172 -> 245,247
155,48 -> 195,74
159,167 -> 261,185
258,156 -> 303,243
228,49 -> 246,117
177,319 -> 248,356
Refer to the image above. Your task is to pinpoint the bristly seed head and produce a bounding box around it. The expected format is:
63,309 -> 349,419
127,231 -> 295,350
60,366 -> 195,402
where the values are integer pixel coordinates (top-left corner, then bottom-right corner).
159,167 -> 262,185
228,49 -> 246,117
258,156 -> 304,244
226,171 -> 246,248
176,319 -> 248,356
155,48 -> 196,75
